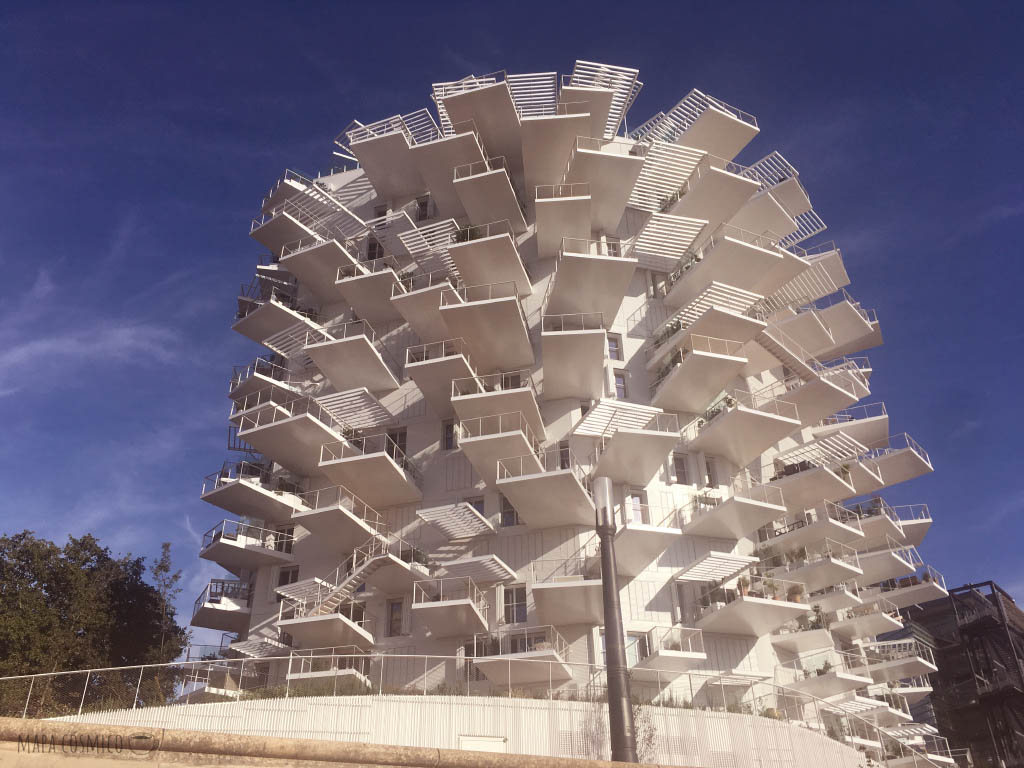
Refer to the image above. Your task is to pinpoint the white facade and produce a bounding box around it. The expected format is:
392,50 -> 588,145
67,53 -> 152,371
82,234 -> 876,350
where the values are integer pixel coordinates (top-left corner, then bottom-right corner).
192,61 -> 950,765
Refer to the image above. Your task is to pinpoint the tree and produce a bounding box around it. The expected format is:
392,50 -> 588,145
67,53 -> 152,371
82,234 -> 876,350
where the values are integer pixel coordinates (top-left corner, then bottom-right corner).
0,531 -> 189,678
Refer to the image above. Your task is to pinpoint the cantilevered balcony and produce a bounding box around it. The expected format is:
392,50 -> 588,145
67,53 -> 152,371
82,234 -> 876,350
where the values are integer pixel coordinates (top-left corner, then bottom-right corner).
540,313 -> 606,401
521,102 -> 592,202
229,356 -> 305,404
285,647 -> 373,688
663,225 -> 805,309
610,502 -> 683,579
848,497 -> 906,550
863,433 -> 934,490
343,111 -> 436,201
728,190 -> 797,244
680,389 -> 802,468
452,156 -> 527,234
277,598 -> 376,651
236,391 -> 351,476
814,402 -> 890,447
319,433 -> 423,507
589,411 -> 680,487
390,269 -> 457,344
560,63 -> 641,139
199,519 -> 294,575
868,565 -> 948,610
775,649 -> 874,699
887,504 -> 932,548
470,625 -> 573,685
435,74 -> 524,180
629,626 -> 707,681
768,456 -> 856,511
335,256 -> 408,324
232,280 -> 320,346
667,155 -> 762,231
830,597 -> 903,640
262,169 -> 311,214
497,447 -> 594,529
411,577 -> 489,639
826,692 -> 913,731
690,570 -> 810,636
530,556 -> 603,625
404,338 -> 475,417
439,281 -> 533,372
631,89 -> 759,161
535,182 -> 591,259
191,579 -> 252,634
278,235 -> 360,304
645,282 -> 766,374
200,460 -> 305,525
410,119 -> 488,219
770,613 -> 834,654
457,411 -> 541,488
806,580 -> 864,613
448,220 -> 531,297
250,202 -> 317,255
805,289 -> 882,359
680,474 -> 788,540
547,237 -> 637,328
855,538 -> 923,588
302,320 -> 401,395
755,501 -> 865,551
563,136 -> 647,232
291,485 -> 386,552
452,369 -> 545,439
858,640 -> 938,684
883,676 -> 934,707
650,334 -> 747,413
759,539 -> 863,593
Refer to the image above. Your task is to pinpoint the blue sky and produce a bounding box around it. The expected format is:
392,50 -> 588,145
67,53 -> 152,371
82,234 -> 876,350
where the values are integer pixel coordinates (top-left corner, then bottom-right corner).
1,2 -> 1021,638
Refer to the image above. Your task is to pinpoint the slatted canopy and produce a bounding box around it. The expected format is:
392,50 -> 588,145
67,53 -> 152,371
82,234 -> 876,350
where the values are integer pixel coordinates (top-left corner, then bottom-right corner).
416,502 -> 495,540
676,551 -> 759,583
437,554 -> 517,583
316,389 -> 395,431
573,398 -> 666,438
775,432 -> 868,466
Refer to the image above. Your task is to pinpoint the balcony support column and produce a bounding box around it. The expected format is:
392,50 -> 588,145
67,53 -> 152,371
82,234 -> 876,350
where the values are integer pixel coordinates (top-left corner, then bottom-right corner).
594,475 -> 638,763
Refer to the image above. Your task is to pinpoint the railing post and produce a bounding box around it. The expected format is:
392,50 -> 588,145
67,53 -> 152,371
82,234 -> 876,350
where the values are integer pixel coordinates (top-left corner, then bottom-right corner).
22,677 -> 33,719
133,666 -> 144,709
78,671 -> 90,716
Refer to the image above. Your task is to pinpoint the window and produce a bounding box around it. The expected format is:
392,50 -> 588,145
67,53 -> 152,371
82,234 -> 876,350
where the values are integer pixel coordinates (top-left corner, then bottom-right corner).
415,196 -> 431,222
366,236 -> 384,260
614,372 -> 628,399
673,453 -> 691,485
499,371 -> 521,389
624,489 -> 647,524
503,585 -> 527,624
275,565 -> 299,602
386,598 -> 404,637
580,401 -> 591,417
387,428 -> 407,459
600,631 -> 649,667
465,496 -> 485,516
558,440 -> 571,469
273,524 -> 294,554
442,420 -> 456,450
648,271 -> 669,299
703,455 -> 717,488
500,495 -> 521,527
607,334 -> 623,361
373,204 -> 388,217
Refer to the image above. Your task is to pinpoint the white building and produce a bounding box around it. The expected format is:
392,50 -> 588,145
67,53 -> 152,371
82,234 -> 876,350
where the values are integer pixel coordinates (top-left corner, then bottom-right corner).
189,61 -> 953,766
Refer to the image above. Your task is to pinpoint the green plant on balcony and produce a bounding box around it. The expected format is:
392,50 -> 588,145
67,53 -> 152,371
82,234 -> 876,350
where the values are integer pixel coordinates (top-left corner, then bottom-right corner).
787,583 -> 805,603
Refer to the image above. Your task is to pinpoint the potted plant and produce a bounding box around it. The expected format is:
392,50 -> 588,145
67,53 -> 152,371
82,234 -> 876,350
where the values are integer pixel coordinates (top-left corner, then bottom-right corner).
817,659 -> 833,676
787,584 -> 805,603
738,575 -> 750,596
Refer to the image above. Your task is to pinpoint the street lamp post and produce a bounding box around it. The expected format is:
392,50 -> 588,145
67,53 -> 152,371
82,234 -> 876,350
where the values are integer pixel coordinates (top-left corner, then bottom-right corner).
594,476 -> 638,763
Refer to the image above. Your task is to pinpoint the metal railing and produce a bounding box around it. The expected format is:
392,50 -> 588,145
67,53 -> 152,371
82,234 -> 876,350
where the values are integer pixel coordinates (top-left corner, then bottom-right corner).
807,580 -> 861,607
680,471 -> 786,527
865,433 -> 932,468
405,337 -> 473,367
614,501 -> 682,529
876,564 -> 947,595
756,501 -> 862,546
391,267 -> 457,297
668,224 -> 781,289
286,646 -> 371,679
440,279 -> 521,306
535,182 -> 590,200
530,554 -> 599,584
336,255 -> 403,280
693,571 -> 809,622
412,577 -> 488,613
193,579 -> 252,618
650,334 -> 747,393
818,402 -> 887,427
860,639 -> 936,668
457,411 -> 540,453
451,369 -> 536,399
572,135 -> 648,157
646,626 -> 704,657
471,624 -> 568,659
200,520 -> 295,556
201,460 -> 276,496
758,538 -> 861,577
834,596 -> 902,626
320,433 -> 423,487
295,484 -> 386,534
453,219 -> 514,244
230,356 -> 300,393
559,236 -> 626,258
776,648 -> 868,684
541,312 -> 605,332
235,390 -> 351,439
453,155 -> 508,180
497,446 -> 591,491
681,388 -> 799,442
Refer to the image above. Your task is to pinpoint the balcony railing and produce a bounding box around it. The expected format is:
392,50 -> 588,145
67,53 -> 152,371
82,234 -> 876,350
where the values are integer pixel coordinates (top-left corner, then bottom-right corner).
336,255 -> 404,281
846,496 -> 902,528
646,626 -> 704,657
804,288 -> 878,325
861,639 -> 935,668
876,564 -> 947,595
201,459 -> 276,496
614,501 -> 682,529
572,135 -> 648,158
692,571 -> 808,623
453,155 -> 509,181
769,455 -> 849,486
193,579 -> 252,618
405,337 -> 473,367
230,356 -> 300,393
391,267 -> 457,297
680,471 -> 786,526
457,411 -> 540,452
497,446 -> 591,491
650,334 -> 747,394
278,595 -> 376,635
471,624 -> 568,659
758,538 -> 861,577
535,182 -> 590,200
286,646 -> 371,678
834,596 -> 901,625
201,519 -> 295,556
451,369 -> 537,399
320,433 -> 424,487
756,501 -> 862,545
296,484 -> 386,534
818,402 -> 887,428
559,236 -> 626,259
412,577 -> 488,613
669,224 -> 782,288
541,312 -> 605,332
864,433 -> 932,468
453,219 -> 514,243
807,579 -> 861,607
681,388 -> 799,442
776,648 -> 867,682
441,279 -> 521,306
235,390 -> 352,439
